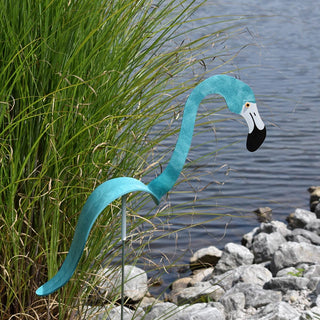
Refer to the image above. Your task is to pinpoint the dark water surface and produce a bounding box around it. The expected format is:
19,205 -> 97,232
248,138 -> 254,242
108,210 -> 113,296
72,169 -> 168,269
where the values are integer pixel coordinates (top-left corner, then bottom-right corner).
136,0 -> 320,293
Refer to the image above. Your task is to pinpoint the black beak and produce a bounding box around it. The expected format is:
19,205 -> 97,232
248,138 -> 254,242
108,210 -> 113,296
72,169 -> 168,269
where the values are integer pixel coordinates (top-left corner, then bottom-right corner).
246,125 -> 266,152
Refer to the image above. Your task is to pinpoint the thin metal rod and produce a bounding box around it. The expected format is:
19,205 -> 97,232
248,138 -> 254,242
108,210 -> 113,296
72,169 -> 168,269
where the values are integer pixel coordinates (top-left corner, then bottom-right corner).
120,196 -> 126,320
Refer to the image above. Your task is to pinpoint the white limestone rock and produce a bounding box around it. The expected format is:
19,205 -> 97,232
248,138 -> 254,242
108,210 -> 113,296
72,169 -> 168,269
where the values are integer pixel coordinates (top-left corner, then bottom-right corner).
213,243 -> 254,275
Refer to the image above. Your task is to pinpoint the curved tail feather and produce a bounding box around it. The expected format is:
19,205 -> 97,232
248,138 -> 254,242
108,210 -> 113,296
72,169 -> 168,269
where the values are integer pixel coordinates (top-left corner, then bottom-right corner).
36,177 -> 158,296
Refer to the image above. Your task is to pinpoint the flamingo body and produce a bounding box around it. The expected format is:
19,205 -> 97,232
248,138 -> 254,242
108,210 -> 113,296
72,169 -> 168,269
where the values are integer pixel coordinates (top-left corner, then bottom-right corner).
36,75 -> 266,296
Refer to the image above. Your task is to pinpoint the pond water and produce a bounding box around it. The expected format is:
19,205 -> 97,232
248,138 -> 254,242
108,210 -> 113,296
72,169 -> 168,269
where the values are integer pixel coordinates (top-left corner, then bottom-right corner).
136,0 -> 320,294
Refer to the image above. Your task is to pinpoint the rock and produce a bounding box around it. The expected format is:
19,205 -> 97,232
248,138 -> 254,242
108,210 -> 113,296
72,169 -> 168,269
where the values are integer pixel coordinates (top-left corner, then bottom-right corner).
282,289 -> 312,312
249,301 -> 300,320
144,302 -> 181,320
252,231 -> 287,263
190,246 -> 222,271
224,283 -> 282,309
171,277 -> 192,293
190,267 -> 214,284
276,267 -> 300,277
305,219 -> 320,235
233,264 -> 273,287
253,207 -> 273,223
144,302 -> 225,320
303,264 -> 320,278
105,306 -> 144,320
259,220 -> 291,238
303,307 -> 320,320
287,228 -> 320,245
286,208 -> 317,229
263,276 -> 309,293
92,265 -> 148,303
78,305 -> 144,320
211,264 -> 272,292
208,301 -> 226,315
211,269 -> 236,291
315,203 -> 320,218
290,234 -> 312,244
170,269 -> 216,303
220,292 -> 245,315
241,227 -> 259,249
308,186 -> 320,212
78,306 -> 107,320
315,280 -> 320,295
271,242 -> 320,274
213,243 -> 254,275
307,276 -> 320,290
139,295 -> 161,309
245,288 -> 282,309
178,303 -> 225,320
173,281 -> 225,305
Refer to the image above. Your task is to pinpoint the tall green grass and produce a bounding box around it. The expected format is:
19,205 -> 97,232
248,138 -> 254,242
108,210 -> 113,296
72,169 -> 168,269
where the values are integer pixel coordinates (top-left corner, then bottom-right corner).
0,0 -> 245,318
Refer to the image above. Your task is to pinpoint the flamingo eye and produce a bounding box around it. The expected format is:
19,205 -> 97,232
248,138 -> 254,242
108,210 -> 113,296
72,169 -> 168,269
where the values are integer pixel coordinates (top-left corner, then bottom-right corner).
245,102 -> 250,108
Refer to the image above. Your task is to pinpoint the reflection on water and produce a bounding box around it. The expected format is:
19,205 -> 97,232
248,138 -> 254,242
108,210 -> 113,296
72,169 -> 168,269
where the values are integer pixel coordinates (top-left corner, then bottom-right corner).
135,0 -> 320,293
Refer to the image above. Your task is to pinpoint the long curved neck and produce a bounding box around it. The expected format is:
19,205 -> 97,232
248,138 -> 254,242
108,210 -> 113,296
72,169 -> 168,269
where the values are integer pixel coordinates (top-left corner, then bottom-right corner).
148,75 -> 241,199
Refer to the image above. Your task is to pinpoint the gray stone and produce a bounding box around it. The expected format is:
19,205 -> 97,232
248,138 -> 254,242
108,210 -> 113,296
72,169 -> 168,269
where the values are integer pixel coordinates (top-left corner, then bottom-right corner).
315,203 -> 320,218
244,287 -> 282,309
211,264 -> 272,291
241,227 -> 259,249
282,289 -> 312,312
174,281 -> 225,305
315,279 -> 320,295
224,283 -> 282,309
145,303 -> 225,320
263,276 -> 309,293
220,292 -> 245,313
190,246 -> 222,271
309,186 -> 320,206
303,307 -> 320,320
305,219 -> 320,236
271,242 -> 320,274
79,305 -> 144,320
144,302 -> 181,320
207,301 -> 225,315
78,306 -> 107,320
93,265 -> 148,303
190,267 -> 214,284
286,208 -> 317,229
253,207 -> 273,223
213,243 -> 254,275
211,270 -> 236,291
139,295 -> 160,309
106,306 -> 144,320
234,264 -> 273,286
303,264 -> 320,279
171,277 -> 192,293
287,228 -> 320,245
249,301 -> 300,320
252,231 -> 287,263
276,267 -> 301,277
307,276 -> 320,290
176,303 -> 225,320
259,220 -> 291,238
291,234 -> 312,244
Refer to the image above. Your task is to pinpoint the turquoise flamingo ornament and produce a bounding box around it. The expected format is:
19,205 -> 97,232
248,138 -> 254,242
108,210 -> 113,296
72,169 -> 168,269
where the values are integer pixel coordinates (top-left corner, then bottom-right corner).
36,75 -> 266,296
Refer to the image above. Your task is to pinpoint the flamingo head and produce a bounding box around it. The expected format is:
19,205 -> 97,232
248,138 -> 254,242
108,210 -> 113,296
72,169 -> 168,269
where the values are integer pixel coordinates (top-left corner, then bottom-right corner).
218,76 -> 266,152
240,101 -> 266,152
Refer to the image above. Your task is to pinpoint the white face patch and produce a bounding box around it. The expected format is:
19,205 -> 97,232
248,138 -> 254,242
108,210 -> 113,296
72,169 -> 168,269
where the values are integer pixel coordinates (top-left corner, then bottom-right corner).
240,102 -> 265,133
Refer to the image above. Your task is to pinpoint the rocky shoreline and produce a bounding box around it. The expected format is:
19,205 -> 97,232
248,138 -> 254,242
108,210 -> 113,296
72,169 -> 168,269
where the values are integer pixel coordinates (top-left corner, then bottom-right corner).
81,187 -> 320,320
